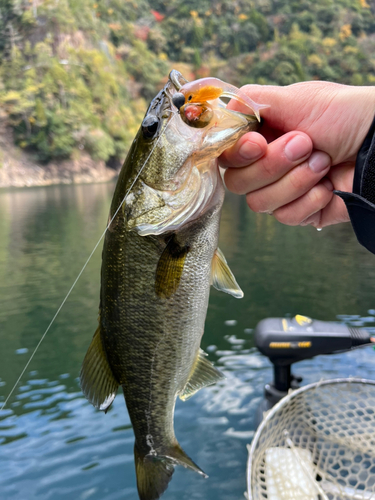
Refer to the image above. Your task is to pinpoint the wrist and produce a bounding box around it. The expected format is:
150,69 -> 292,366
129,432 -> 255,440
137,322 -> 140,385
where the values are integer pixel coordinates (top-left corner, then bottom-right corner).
338,85 -> 375,162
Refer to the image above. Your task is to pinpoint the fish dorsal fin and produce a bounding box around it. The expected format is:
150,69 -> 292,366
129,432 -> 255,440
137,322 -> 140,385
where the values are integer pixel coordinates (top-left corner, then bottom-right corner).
180,349 -> 225,401
80,325 -> 119,411
155,236 -> 189,299
211,248 -> 244,299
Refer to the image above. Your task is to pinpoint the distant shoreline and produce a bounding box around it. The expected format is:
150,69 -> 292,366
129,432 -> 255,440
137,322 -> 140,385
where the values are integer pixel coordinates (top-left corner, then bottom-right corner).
0,145 -> 119,189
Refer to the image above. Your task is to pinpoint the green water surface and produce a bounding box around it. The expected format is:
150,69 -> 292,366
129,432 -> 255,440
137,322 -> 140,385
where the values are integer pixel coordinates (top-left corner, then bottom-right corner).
1,182 -> 375,500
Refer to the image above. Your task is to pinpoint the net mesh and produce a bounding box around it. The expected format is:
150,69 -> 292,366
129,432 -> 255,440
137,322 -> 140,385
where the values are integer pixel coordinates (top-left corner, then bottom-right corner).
247,379 -> 375,500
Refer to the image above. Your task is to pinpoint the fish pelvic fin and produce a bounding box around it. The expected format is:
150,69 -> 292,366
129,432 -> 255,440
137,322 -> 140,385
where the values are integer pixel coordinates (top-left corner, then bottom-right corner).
80,325 -> 119,411
180,348 -> 225,401
211,248 -> 244,299
135,442 -> 207,500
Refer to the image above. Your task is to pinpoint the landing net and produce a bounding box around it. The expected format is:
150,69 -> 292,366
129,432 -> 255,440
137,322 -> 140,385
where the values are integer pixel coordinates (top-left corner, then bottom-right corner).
247,378 -> 375,500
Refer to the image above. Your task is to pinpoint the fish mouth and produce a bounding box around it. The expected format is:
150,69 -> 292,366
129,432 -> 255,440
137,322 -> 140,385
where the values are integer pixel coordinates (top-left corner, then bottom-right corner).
169,70 -> 188,91
141,71 -> 189,137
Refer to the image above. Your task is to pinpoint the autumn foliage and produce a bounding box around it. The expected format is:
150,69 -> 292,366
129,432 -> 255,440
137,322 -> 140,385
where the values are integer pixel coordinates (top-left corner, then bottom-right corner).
0,0 -> 374,164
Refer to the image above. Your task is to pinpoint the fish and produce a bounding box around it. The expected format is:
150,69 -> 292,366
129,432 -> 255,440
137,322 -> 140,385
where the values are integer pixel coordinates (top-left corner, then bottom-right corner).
178,76 -> 269,121
80,70 -> 261,500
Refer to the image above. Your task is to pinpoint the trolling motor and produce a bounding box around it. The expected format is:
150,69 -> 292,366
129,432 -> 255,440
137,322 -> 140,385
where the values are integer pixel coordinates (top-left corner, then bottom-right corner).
254,314 -> 374,424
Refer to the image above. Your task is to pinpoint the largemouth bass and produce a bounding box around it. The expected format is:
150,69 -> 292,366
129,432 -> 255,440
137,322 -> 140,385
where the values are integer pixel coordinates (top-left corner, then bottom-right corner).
80,70 -> 260,500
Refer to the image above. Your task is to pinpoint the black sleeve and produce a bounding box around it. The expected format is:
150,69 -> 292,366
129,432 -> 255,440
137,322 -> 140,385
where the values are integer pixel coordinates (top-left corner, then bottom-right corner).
335,115 -> 375,255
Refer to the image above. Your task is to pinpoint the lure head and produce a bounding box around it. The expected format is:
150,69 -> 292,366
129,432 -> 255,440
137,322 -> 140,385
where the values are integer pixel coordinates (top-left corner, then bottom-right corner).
180,81 -> 224,105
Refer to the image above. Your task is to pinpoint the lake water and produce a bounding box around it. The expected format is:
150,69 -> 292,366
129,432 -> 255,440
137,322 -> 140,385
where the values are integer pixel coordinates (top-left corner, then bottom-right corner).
1,182 -> 375,500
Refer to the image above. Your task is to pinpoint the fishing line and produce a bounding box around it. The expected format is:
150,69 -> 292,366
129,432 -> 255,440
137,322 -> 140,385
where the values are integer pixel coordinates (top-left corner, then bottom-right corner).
0,114 -> 176,413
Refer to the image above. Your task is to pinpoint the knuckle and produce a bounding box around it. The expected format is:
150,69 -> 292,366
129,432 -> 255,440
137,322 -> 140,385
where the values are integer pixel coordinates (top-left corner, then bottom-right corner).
241,84 -> 260,94
273,209 -> 299,226
307,184 -> 332,209
246,193 -> 266,213
225,170 -> 249,195
260,158 -> 278,180
288,170 -> 305,192
307,188 -> 322,207
241,84 -> 253,92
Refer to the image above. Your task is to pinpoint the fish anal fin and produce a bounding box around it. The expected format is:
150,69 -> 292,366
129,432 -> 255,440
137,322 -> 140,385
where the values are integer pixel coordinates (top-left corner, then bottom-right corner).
155,236 -> 189,299
180,349 -> 225,401
211,248 -> 244,299
80,325 -> 119,411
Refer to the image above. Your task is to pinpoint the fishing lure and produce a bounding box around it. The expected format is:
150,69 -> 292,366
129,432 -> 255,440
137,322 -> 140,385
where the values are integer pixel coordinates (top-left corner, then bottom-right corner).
179,102 -> 214,129
178,77 -> 269,121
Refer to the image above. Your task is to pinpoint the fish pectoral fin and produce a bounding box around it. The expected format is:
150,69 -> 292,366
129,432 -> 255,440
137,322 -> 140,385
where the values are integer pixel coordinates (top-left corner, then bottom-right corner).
180,349 -> 225,401
155,236 -> 189,299
80,325 -> 119,411
211,248 -> 244,299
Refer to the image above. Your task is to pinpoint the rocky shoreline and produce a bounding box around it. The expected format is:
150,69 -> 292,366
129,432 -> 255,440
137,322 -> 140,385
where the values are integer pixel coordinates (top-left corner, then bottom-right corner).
0,133 -> 118,188
0,150 -> 118,189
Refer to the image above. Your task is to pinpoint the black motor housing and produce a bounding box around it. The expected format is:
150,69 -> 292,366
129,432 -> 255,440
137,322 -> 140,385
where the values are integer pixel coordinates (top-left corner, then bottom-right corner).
254,315 -> 372,424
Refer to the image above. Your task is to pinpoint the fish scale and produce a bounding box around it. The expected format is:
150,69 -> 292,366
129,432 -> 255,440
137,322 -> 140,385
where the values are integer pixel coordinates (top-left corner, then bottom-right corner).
80,70 -> 260,500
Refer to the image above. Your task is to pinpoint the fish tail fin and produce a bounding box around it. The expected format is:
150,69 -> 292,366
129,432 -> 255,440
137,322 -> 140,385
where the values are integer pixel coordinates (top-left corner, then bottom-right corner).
166,442 -> 208,477
134,442 -> 207,500
135,445 -> 174,500
221,87 -> 270,121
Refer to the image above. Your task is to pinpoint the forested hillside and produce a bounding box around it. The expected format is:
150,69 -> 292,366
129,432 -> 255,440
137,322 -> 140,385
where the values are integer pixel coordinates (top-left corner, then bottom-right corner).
1,0 -> 375,168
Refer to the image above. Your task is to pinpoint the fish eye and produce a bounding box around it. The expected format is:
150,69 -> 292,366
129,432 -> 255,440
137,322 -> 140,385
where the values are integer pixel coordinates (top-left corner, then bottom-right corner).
141,116 -> 160,139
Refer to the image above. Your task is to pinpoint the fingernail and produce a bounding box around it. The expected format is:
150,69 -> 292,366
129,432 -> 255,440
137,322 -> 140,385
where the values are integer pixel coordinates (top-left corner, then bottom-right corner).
308,151 -> 331,173
239,141 -> 263,162
284,135 -> 311,161
322,177 -> 334,191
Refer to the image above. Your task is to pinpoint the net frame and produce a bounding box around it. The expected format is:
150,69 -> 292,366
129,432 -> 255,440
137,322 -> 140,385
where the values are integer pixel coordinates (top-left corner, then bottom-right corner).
247,378 -> 375,500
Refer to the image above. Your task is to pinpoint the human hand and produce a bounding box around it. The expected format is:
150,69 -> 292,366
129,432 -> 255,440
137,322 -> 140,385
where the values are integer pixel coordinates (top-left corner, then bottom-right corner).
220,82 -> 375,227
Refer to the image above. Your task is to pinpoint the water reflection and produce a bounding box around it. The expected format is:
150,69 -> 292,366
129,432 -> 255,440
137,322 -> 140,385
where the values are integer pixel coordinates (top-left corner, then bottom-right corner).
0,184 -> 375,500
